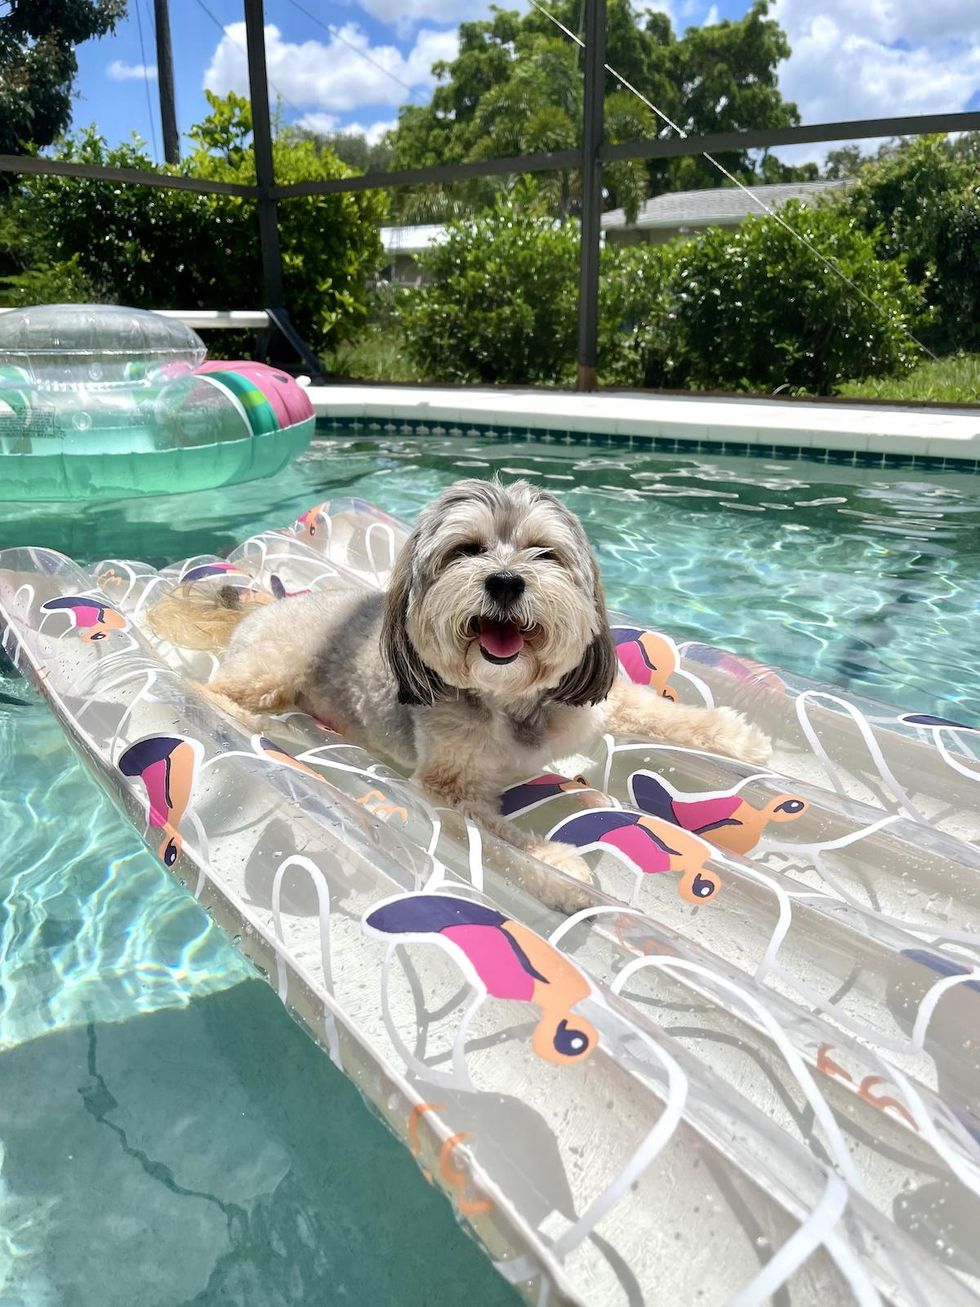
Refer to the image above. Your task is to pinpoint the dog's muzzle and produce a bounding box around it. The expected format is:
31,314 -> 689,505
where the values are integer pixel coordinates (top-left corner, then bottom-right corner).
467,572 -> 530,665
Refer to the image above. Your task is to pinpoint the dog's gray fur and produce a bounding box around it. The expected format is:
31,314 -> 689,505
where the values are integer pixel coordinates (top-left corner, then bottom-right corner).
192,478 -> 771,904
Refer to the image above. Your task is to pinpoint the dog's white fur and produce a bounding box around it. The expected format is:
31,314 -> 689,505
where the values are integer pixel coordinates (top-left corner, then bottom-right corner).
151,479 -> 770,908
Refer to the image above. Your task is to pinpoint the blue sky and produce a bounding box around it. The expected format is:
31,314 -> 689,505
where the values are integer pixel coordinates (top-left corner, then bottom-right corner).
71,0 -> 980,165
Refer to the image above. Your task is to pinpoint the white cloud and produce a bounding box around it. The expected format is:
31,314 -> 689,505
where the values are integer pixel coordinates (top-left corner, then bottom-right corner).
107,59 -> 157,81
204,22 -> 458,114
784,0 -> 980,47
702,4 -> 720,25
356,0 -> 485,33
770,0 -> 980,165
647,0 -> 679,25
294,113 -> 398,144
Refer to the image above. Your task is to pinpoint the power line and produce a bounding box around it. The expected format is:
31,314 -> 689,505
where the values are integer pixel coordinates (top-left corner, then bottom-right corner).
133,0 -> 161,161
189,0 -> 303,116
192,0 -> 425,135
282,0 -> 429,107
527,0 -> 937,360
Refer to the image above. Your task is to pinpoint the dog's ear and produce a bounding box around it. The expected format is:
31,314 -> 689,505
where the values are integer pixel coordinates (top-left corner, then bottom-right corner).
540,499 -> 616,711
552,625 -> 618,706
552,543 -> 618,707
381,537 -> 448,707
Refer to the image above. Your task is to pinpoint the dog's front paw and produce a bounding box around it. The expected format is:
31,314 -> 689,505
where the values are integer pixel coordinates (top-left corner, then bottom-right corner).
530,839 -> 592,882
695,707 -> 772,765
526,841 -> 596,914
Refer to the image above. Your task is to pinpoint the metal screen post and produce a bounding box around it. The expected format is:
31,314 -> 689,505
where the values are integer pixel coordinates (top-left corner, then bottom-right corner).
153,0 -> 180,163
243,0 -> 284,311
576,0 -> 606,392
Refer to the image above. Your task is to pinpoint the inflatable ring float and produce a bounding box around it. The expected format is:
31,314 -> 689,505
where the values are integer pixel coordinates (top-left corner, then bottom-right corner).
2,498 -> 979,1305
0,304 -> 315,500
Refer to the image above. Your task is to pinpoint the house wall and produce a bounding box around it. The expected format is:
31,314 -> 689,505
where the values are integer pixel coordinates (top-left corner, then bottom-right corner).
380,253 -> 428,287
605,227 -> 684,248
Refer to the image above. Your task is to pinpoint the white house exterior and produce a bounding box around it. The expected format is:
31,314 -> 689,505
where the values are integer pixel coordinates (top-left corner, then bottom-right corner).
379,224 -> 448,286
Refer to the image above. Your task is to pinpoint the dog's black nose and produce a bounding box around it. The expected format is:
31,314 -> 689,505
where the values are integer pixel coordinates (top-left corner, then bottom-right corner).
485,571 -> 525,606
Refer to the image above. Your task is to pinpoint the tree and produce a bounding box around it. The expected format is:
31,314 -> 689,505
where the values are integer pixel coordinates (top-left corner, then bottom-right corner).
824,144 -> 866,181
396,190 -> 921,392
465,34 -> 655,219
387,0 -> 812,220
1,92 -> 387,352
845,135 -> 980,352
284,125 -> 394,176
0,0 -> 125,158
399,184 -> 580,383
659,202 -> 923,392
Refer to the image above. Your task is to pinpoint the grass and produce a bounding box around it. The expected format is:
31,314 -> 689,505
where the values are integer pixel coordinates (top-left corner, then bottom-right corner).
322,324 -> 425,384
323,320 -> 979,406
838,352 -> 980,404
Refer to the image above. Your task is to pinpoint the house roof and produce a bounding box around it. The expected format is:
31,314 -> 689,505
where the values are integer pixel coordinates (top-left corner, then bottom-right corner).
601,179 -> 846,231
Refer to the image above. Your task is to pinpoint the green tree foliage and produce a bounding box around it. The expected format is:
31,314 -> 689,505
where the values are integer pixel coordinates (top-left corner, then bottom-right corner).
0,252 -> 97,306
399,192 -> 921,393
399,185 -> 580,383
387,0 -> 813,220
0,92 -> 387,352
824,144 -> 865,181
644,202 -> 923,392
845,136 -> 980,353
0,0 -> 125,158
598,241 -> 680,387
284,125 -> 394,175
185,94 -> 388,350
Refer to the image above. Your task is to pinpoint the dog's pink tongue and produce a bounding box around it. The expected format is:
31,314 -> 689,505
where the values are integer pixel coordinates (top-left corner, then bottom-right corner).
478,618 -> 524,658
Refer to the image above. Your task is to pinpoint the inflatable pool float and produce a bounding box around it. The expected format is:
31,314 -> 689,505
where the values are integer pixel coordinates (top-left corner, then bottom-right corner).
2,499 -> 979,1306
0,304 -> 315,500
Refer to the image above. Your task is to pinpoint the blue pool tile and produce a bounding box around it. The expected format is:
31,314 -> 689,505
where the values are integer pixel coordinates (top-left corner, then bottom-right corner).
315,417 -> 979,474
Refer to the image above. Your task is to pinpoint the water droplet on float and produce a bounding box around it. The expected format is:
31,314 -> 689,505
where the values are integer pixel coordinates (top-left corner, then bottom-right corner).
72,410 -> 92,432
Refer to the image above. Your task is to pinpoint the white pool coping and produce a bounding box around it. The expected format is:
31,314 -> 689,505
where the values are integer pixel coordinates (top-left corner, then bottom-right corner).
308,385 -> 980,462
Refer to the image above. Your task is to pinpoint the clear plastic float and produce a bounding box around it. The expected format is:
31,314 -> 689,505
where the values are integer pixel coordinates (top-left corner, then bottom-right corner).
0,304 -> 315,500
1,497 -> 978,1306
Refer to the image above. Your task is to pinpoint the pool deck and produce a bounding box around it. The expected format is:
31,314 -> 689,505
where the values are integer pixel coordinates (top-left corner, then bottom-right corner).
307,385 -> 980,465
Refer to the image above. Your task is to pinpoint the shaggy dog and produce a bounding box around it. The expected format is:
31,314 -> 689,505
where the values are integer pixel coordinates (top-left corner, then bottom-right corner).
150,478 -> 769,903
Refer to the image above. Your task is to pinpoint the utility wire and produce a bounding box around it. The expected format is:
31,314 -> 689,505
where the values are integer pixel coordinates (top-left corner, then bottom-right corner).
191,0 -> 306,118
283,0 -> 429,106
527,0 -> 936,360
133,0 -> 161,161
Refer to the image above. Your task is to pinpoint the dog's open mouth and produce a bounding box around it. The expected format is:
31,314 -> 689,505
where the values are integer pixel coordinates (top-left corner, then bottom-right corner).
469,616 -> 525,665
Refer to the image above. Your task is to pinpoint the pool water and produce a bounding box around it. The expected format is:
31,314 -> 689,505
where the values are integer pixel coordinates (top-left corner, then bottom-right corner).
2,428 -> 979,1304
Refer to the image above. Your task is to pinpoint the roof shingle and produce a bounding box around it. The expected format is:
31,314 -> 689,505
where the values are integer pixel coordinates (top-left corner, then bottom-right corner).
601,179 -> 846,230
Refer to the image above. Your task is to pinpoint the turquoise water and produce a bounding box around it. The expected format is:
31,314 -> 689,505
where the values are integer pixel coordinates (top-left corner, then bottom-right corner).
2,428 -> 980,1304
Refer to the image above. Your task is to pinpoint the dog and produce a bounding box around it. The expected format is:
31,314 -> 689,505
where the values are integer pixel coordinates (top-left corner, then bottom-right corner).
149,478 -> 770,906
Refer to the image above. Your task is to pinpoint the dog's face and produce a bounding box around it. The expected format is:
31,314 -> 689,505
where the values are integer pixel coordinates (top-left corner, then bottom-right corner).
382,479 -> 616,707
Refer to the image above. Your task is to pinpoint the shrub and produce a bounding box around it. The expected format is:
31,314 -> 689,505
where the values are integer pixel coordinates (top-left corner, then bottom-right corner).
398,192 -> 921,393
399,188 -> 580,383
845,137 -> 980,353
186,95 -> 388,352
598,242 -> 680,388
0,93 -> 387,354
661,201 -> 924,392
0,253 -> 98,307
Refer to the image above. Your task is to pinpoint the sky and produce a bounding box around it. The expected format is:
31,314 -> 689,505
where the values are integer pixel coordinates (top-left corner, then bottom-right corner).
71,0 -> 980,167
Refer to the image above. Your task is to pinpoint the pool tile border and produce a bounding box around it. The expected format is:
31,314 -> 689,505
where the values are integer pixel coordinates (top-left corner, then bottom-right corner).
315,413 -> 980,474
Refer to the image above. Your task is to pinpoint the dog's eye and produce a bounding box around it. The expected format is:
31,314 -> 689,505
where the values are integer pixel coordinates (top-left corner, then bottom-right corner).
535,549 -> 559,562
453,542 -> 485,559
